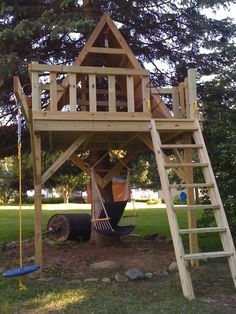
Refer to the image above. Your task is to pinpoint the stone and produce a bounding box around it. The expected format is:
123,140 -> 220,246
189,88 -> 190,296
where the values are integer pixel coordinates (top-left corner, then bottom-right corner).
84,277 -> 99,283
125,267 -> 144,280
102,277 -> 112,283
90,260 -> 120,271
144,272 -> 153,279
68,279 -> 82,285
154,270 -> 169,277
168,261 -> 178,273
115,273 -> 128,282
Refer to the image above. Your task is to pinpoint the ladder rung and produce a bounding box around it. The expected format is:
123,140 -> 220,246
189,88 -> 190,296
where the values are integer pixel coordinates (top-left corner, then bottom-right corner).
182,251 -> 234,260
164,163 -> 208,168
179,227 -> 227,235
173,204 -> 220,210
161,144 -> 203,149
169,183 -> 214,189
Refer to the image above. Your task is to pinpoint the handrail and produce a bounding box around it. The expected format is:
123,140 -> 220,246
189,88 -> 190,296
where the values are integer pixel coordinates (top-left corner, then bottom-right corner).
28,63 -> 150,76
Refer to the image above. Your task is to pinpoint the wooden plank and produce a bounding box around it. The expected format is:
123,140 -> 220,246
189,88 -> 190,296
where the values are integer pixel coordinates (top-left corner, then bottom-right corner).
165,163 -> 208,168
187,69 -> 198,119
173,204 -> 220,210
179,82 -> 186,118
172,87 -> 181,118
41,134 -> 90,184
33,132 -> 42,269
31,67 -> 41,111
69,73 -> 77,111
33,111 -> 151,121
78,87 -> 126,96
89,74 -> 97,112
183,251 -> 233,260
29,63 -> 150,76
89,47 -> 126,54
50,72 -> 58,111
161,144 -> 203,149
127,76 -> 135,112
40,83 -> 64,91
152,87 -> 173,95
13,76 -> 29,124
108,75 -> 116,112
179,227 -> 227,235
142,76 -> 150,112
184,78 -> 190,118
150,119 -> 194,300
169,183 -> 214,189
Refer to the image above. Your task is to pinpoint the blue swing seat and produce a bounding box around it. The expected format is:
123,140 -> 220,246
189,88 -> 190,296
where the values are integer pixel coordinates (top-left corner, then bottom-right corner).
2,265 -> 40,278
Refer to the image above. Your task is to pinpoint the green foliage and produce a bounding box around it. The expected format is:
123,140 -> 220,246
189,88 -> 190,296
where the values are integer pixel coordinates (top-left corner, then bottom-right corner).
198,74 -> 236,233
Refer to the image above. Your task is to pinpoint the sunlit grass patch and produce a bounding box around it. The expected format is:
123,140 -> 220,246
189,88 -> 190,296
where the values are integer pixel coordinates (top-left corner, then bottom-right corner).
23,289 -> 89,312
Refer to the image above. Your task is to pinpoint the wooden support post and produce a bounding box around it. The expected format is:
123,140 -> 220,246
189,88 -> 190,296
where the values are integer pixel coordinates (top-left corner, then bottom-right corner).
183,134 -> 199,267
127,76 -> 135,112
69,73 -> 77,111
33,132 -> 42,269
50,72 -> 58,111
142,76 -> 150,112
108,75 -> 116,112
184,78 -> 190,118
172,87 -> 181,118
187,69 -> 198,119
89,74 -> 96,112
179,82 -> 186,118
31,63 -> 41,111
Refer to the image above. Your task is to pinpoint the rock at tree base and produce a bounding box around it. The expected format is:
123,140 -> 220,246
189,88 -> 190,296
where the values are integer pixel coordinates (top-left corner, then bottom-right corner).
115,273 -> 128,282
168,261 -> 178,273
125,267 -> 144,280
84,277 -> 98,283
90,260 -> 121,271
102,277 -> 112,283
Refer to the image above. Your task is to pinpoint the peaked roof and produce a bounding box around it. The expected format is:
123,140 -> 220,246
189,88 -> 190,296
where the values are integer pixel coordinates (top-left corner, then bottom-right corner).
74,13 -> 142,69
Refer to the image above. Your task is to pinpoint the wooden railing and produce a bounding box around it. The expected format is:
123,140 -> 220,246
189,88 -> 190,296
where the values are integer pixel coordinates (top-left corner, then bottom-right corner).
151,69 -> 198,119
29,63 -> 150,114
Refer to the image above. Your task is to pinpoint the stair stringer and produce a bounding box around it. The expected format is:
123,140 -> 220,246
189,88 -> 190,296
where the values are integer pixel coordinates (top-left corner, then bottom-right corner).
149,119 -> 195,300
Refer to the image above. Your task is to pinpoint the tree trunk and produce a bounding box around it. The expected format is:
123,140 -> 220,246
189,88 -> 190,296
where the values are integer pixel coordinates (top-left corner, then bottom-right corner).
88,150 -> 125,247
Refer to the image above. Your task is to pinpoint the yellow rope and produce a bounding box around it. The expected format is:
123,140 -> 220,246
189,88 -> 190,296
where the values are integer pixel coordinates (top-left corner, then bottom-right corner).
18,142 -> 27,291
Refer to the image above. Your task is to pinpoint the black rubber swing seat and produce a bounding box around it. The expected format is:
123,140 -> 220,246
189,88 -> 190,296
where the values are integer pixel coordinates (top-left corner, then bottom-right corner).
2,265 -> 40,278
95,200 -> 134,236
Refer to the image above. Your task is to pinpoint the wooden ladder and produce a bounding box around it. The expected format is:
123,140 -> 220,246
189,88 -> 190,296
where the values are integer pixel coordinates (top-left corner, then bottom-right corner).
149,118 -> 236,300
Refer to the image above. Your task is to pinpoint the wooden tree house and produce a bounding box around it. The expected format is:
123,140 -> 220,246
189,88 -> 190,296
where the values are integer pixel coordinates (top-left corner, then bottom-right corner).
13,13 -> 236,300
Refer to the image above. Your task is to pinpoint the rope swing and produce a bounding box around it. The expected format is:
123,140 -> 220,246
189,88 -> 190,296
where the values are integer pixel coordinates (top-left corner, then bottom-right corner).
2,105 -> 40,288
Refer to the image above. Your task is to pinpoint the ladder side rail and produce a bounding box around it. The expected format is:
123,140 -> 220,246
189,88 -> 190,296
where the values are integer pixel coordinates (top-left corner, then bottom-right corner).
150,119 -> 195,300
193,120 -> 236,287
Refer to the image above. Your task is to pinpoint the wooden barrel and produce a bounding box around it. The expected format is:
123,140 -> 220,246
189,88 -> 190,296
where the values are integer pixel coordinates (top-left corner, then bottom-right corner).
47,214 -> 91,242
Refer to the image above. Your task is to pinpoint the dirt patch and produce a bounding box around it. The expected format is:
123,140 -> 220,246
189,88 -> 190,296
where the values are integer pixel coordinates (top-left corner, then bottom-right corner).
3,235 -> 175,278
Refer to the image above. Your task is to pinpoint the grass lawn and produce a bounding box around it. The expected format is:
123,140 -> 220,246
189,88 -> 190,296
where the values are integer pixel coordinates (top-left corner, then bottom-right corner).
0,203 -> 221,250
0,203 -> 230,314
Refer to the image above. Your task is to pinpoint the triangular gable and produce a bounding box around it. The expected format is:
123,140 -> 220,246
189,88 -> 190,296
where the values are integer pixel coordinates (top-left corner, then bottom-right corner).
57,13 -> 142,106
74,13 -> 142,69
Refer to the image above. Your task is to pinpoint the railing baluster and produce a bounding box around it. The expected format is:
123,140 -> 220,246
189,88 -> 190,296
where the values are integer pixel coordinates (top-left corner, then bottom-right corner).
89,74 -> 97,112
141,76 -> 150,112
108,75 -> 116,112
126,75 -> 135,112
69,73 -> 77,111
50,72 -> 57,111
